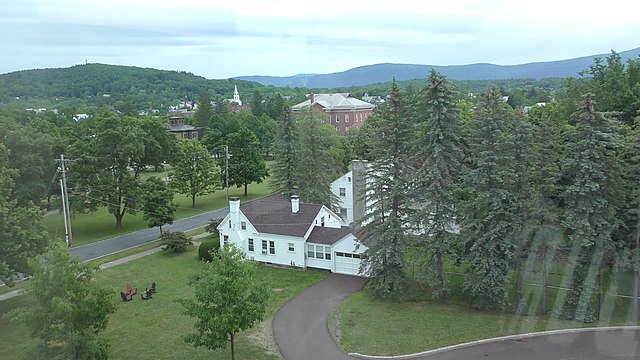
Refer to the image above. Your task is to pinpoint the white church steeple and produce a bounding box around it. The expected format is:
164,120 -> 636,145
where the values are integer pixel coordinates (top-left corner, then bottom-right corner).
232,85 -> 242,106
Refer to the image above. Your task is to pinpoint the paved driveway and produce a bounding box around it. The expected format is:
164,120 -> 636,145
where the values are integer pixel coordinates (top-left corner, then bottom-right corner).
272,273 -> 367,360
404,328 -> 640,360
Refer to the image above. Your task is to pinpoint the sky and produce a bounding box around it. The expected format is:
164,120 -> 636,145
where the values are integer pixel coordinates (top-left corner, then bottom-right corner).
2,0 -> 639,79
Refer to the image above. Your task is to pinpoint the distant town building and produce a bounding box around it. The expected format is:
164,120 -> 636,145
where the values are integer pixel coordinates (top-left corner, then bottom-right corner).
167,116 -> 198,140
291,93 -> 375,134
226,85 -> 251,112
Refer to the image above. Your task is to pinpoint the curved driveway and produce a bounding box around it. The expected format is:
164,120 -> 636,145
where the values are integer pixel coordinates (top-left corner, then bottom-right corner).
272,273 -> 640,360
272,273 -> 367,360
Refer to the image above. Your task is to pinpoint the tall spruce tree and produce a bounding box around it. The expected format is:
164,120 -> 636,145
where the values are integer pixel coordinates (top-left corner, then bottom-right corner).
357,80 -> 412,299
270,107 -> 300,196
527,113 -> 564,314
194,90 -> 214,136
410,71 -> 465,299
460,87 -> 518,309
559,94 -> 622,322
510,110 -> 534,311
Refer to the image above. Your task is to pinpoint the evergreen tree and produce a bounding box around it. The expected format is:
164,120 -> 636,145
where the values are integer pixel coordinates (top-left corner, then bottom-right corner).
410,71 -> 465,299
194,90 -> 214,136
526,113 -> 564,314
460,87 -> 518,309
296,107 -> 341,208
270,107 -> 300,196
250,90 -> 265,117
357,80 -> 412,299
559,94 -> 623,322
510,110 -> 534,311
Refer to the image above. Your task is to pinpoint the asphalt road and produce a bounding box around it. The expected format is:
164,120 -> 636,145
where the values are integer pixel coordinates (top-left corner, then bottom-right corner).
69,207 -> 229,261
406,328 -> 640,360
272,273 -> 368,360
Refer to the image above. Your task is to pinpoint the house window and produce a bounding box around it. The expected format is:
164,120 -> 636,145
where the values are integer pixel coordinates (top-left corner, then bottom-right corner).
223,235 -> 229,244
262,240 -> 268,254
228,220 -> 231,228
288,242 -> 295,252
241,221 -> 246,230
307,244 -> 314,258
248,238 -> 254,252
348,176 -> 351,182
339,187 -> 346,196
335,114 -> 340,122
340,207 -> 347,218
269,241 -> 276,255
321,216 -> 325,227
311,245 -> 331,260
345,114 -> 350,123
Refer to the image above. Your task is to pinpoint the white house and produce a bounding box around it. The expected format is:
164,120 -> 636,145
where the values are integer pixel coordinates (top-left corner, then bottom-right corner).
331,171 -> 353,226
217,193 -> 367,277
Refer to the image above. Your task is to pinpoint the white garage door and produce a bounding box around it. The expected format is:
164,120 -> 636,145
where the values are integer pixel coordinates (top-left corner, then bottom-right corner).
334,252 -> 362,276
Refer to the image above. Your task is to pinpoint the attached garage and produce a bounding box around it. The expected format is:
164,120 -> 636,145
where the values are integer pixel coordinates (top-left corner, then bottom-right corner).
306,227 -> 368,277
334,252 -> 363,276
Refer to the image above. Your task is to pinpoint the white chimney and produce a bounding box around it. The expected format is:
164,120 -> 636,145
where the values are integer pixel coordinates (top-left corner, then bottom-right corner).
291,195 -> 299,213
229,197 -> 240,213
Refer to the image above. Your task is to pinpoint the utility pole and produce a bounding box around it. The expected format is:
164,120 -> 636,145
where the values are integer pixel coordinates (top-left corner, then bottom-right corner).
225,145 -> 229,203
57,154 -> 73,247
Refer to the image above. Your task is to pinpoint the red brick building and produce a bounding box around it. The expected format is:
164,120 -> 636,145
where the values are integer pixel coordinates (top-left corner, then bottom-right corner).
291,93 -> 375,134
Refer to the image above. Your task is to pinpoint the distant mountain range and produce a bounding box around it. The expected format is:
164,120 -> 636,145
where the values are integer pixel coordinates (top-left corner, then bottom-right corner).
235,47 -> 640,88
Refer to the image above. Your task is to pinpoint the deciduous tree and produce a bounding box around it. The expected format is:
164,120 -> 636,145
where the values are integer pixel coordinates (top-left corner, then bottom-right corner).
180,244 -> 269,360
142,176 -> 177,233
8,243 -> 116,359
170,140 -> 221,207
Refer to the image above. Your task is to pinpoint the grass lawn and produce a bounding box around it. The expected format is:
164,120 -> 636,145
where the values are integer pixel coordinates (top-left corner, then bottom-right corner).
44,180 -> 273,247
0,246 -> 329,360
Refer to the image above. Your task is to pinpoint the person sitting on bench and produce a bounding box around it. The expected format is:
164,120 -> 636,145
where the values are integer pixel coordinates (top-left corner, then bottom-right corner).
126,284 -> 137,296
149,282 -> 157,294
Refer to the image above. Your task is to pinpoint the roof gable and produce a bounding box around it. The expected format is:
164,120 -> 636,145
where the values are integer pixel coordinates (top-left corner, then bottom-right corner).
240,193 -> 322,237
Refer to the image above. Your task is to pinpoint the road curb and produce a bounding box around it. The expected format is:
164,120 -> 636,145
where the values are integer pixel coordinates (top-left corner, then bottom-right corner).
348,326 -> 640,359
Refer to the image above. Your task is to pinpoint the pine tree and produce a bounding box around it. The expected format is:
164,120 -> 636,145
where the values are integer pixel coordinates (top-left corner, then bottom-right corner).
270,107 -> 300,196
410,71 -> 465,299
559,94 -> 622,322
357,80 -> 412,299
460,87 -> 518,309
527,113 -> 564,314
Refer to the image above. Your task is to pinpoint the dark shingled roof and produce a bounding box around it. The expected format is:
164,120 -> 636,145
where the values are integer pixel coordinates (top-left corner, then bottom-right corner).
306,226 -> 354,245
240,193 -> 322,237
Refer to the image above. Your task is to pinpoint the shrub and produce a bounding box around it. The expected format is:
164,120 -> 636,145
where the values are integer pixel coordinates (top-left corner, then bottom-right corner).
161,231 -> 193,253
198,241 -> 220,262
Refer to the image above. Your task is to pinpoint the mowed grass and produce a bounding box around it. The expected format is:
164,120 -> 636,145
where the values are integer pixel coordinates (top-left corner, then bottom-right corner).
0,247 -> 329,360
44,180 -> 273,247
337,269 -> 640,357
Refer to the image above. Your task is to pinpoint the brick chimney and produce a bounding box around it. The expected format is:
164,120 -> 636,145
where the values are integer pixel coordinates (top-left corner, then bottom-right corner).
291,195 -> 299,213
310,93 -> 315,105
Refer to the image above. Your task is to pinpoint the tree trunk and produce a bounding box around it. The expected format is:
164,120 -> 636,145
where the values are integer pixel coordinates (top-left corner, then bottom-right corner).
633,269 -> 639,321
230,332 -> 236,360
436,251 -> 445,294
159,225 -> 163,234
514,245 -> 522,312
115,213 -> 123,229
244,183 -> 248,196
541,245 -> 548,314
192,194 -> 196,208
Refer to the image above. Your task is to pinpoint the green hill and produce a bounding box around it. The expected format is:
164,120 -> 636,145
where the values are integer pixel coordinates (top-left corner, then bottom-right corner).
0,63 -> 266,110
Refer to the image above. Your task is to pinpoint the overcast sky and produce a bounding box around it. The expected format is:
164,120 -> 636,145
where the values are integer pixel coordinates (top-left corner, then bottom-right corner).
2,0 -> 638,79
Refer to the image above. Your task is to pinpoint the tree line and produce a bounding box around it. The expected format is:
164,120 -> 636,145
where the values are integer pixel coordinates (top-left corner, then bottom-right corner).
348,51 -> 640,324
